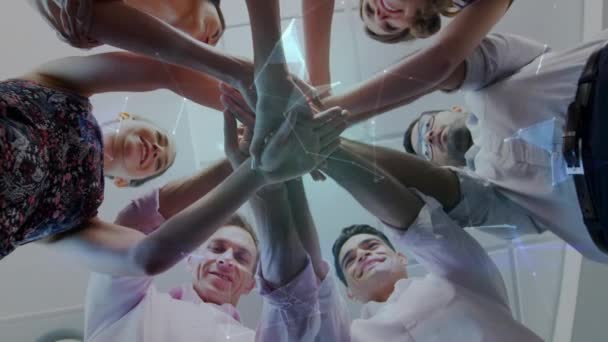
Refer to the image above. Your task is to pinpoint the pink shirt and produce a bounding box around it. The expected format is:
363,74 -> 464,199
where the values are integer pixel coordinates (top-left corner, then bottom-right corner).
85,189 -> 350,342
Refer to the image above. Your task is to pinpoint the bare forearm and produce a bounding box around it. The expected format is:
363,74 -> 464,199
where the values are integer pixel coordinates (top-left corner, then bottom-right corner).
245,0 -> 288,80
158,159 -> 233,219
326,47 -> 453,119
89,1 -> 251,87
285,179 -> 326,279
249,185 -> 308,286
31,52 -> 226,111
303,0 -> 334,87
321,146 -> 423,229
340,138 -> 460,209
133,161 -> 266,275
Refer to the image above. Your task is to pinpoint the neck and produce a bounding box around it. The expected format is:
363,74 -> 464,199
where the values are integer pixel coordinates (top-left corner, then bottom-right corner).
372,272 -> 407,303
192,283 -> 239,307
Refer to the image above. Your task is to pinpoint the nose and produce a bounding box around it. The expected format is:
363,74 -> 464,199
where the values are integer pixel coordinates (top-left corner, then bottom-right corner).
424,130 -> 435,144
357,249 -> 372,263
217,250 -> 235,270
376,7 -> 390,20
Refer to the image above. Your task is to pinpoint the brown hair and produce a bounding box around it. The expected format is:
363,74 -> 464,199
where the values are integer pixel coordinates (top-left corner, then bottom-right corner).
208,0 -> 226,33
223,214 -> 258,249
223,213 -> 259,272
360,0 -> 460,44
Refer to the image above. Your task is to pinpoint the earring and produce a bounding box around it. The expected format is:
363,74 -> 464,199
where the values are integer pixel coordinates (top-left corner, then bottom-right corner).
119,112 -> 133,121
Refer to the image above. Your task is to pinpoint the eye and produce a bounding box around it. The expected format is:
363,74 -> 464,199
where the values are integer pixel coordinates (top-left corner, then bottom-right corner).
345,256 -> 355,268
236,252 -> 250,265
209,244 -> 225,253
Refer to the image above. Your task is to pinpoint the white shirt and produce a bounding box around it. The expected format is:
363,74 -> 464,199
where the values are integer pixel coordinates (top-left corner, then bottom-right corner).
461,31 -> 608,262
85,189 -> 350,342
350,192 -> 542,342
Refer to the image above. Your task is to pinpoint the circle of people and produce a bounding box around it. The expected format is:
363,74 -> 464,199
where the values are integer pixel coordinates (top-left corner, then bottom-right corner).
1,1 -> 606,341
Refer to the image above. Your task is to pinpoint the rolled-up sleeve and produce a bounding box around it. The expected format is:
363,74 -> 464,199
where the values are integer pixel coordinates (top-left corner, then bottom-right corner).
114,188 -> 167,233
256,257 -> 321,342
316,261 -> 352,342
462,33 -> 550,91
28,0 -> 103,49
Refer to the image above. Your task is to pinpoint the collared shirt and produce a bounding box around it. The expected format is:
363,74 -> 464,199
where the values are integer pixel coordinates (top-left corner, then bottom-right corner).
460,31 -> 608,261
350,191 -> 542,342
86,189 -> 349,342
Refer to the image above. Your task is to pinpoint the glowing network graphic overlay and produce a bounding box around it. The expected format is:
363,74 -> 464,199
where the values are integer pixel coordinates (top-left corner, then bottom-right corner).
104,0 -> 573,337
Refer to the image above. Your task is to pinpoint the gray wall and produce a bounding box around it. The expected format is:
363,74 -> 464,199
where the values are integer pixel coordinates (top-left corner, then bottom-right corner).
571,260 -> 608,342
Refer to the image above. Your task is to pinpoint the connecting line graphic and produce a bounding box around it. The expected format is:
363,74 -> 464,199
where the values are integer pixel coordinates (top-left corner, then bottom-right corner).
535,44 -> 550,75
156,52 -> 190,137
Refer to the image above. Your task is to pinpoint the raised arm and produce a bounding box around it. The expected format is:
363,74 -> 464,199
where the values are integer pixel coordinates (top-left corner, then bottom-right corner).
244,0 -> 317,165
285,179 -> 325,279
28,0 -> 253,89
302,0 -> 335,88
324,0 -> 512,123
323,141 -> 509,307
47,159 -> 267,276
45,106 -> 334,276
339,138 -> 460,209
28,52 -> 236,111
321,144 -> 424,229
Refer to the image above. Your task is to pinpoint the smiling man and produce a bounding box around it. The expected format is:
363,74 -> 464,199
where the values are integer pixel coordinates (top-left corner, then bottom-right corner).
316,142 -> 542,341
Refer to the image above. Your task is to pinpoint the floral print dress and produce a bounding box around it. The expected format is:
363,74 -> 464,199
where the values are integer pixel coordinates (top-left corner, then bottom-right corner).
0,79 -> 104,259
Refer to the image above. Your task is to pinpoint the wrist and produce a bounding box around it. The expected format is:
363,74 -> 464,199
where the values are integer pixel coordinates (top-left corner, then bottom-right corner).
229,58 -> 255,89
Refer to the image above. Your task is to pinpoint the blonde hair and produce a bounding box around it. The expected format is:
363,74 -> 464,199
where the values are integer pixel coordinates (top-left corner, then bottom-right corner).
360,0 -> 461,44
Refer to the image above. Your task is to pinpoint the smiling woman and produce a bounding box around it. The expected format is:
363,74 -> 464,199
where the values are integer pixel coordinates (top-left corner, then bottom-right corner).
101,113 -> 177,188
359,0 -> 458,43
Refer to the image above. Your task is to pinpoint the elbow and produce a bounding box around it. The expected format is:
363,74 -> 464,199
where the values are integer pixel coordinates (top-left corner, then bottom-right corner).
129,242 -> 170,277
424,45 -> 462,83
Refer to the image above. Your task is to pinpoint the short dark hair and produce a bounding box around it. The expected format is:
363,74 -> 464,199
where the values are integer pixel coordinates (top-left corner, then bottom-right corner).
209,0 -> 226,32
332,224 -> 396,286
403,110 -> 447,155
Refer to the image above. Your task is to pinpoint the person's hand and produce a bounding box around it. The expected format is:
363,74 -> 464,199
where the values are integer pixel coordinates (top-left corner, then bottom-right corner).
249,74 -> 317,167
221,84 -> 340,181
223,110 -> 252,170
257,106 -> 347,184
290,75 -> 333,110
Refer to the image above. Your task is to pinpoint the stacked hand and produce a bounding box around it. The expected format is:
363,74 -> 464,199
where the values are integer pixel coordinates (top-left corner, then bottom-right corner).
222,90 -> 346,185
247,74 -> 322,167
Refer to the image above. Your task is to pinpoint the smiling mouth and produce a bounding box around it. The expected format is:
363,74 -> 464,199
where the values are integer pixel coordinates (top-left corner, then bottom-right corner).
209,272 -> 233,283
140,136 -> 149,166
358,257 -> 385,277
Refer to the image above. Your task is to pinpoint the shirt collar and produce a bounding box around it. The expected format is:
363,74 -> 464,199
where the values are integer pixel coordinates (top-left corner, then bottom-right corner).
176,284 -> 242,322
